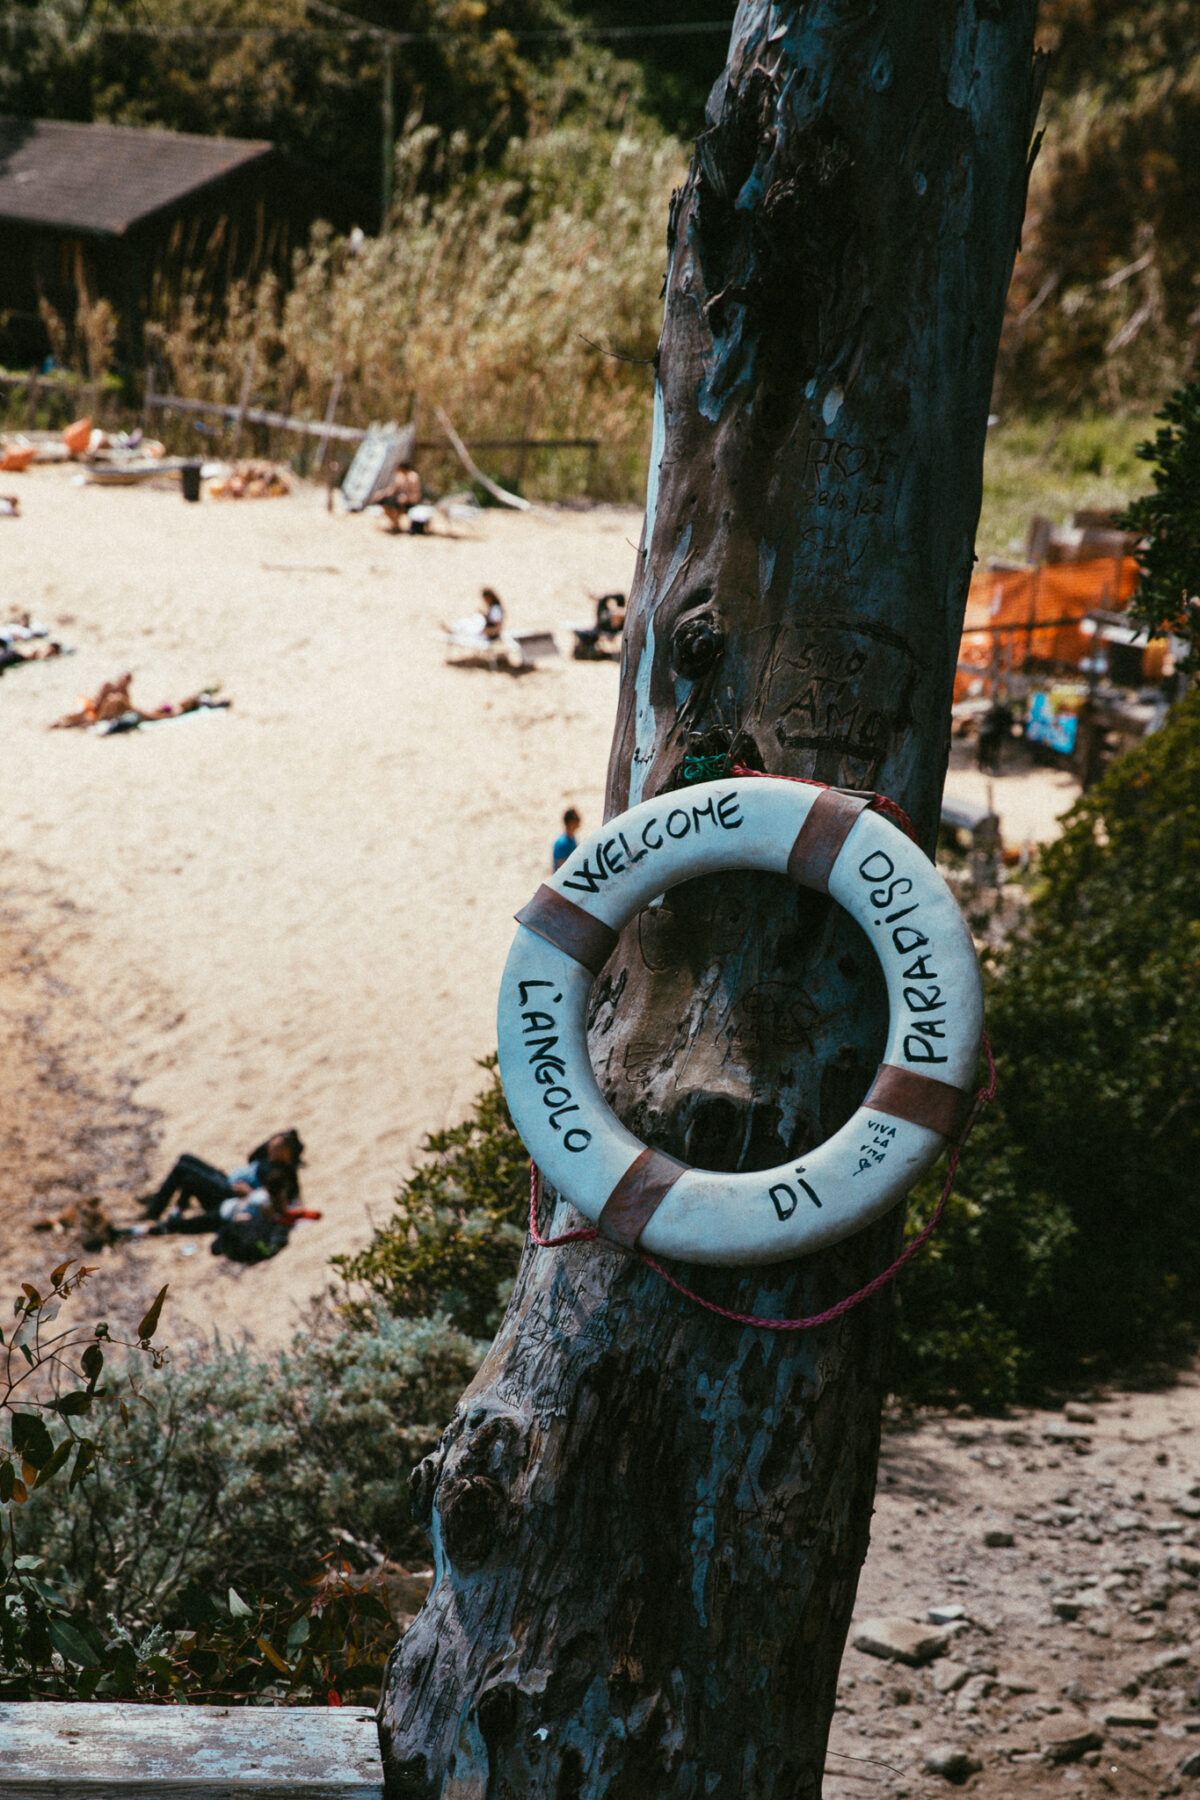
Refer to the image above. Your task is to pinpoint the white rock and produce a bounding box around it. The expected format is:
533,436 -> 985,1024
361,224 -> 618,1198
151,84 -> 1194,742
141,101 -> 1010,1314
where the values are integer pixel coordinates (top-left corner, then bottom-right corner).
1103,1704 -> 1158,1729
924,1745 -> 982,1781
928,1604 -> 968,1626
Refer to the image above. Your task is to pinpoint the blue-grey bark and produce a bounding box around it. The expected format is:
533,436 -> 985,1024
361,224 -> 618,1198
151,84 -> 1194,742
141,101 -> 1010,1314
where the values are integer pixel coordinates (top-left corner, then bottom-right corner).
381,5 -> 1041,1795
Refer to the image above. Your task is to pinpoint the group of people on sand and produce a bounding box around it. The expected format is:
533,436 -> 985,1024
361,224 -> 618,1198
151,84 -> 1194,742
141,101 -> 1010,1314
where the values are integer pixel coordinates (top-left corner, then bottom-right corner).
116,1128 -> 317,1264
51,672 -> 230,733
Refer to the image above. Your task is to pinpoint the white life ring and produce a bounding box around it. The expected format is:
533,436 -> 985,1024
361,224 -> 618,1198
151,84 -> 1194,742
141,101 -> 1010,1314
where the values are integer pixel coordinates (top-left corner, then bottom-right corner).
497,778 -> 983,1267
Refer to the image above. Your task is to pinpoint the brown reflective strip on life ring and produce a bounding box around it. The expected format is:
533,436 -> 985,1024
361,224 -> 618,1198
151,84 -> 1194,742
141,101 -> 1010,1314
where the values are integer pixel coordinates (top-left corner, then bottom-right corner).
597,1147 -> 689,1251
864,1064 -> 974,1144
515,885 -> 619,976
786,789 -> 872,894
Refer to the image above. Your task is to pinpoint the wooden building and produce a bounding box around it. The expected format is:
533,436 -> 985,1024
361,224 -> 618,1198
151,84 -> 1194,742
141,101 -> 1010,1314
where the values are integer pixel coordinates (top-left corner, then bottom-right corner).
0,116 -> 355,367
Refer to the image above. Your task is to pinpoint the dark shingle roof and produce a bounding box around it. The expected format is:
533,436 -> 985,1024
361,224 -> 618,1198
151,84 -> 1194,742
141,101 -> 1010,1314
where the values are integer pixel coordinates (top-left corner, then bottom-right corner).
0,117 -> 274,236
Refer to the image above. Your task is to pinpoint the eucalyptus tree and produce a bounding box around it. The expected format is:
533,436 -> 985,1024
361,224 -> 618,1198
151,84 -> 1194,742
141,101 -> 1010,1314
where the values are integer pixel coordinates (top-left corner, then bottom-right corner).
382,4 -> 1043,1794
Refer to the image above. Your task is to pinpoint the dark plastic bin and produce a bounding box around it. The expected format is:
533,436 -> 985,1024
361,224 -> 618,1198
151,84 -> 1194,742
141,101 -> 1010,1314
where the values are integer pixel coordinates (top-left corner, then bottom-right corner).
181,461 -> 202,502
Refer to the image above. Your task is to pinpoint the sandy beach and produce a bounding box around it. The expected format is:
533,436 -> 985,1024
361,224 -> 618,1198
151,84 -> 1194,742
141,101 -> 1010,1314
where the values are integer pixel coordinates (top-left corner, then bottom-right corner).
1,463 -> 1078,1349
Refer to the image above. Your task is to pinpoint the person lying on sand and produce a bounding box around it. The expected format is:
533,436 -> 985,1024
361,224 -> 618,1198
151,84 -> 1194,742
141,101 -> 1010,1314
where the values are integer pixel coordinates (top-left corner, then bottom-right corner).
52,671 -> 135,728
0,637 -> 67,673
51,676 -> 230,731
138,1129 -> 303,1218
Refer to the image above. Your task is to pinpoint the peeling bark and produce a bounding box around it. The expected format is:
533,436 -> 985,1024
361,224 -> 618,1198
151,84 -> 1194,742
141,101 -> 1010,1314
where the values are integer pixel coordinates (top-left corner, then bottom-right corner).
381,5 -> 1040,1795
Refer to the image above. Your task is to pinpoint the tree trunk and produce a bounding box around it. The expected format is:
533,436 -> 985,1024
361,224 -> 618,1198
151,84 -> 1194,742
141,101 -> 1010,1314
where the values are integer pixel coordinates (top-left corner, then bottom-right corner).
381,6 -> 1041,1795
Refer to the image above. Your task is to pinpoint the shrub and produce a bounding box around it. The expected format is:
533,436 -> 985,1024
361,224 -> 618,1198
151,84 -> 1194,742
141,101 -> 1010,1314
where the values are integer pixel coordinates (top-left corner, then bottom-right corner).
1117,378 -> 1200,671
895,687 -> 1200,1406
17,1309 -> 483,1623
1,1261 -> 479,1702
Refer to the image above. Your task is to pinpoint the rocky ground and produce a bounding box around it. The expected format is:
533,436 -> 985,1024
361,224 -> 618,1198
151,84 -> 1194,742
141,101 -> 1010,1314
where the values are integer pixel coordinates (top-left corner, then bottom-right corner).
828,1378 -> 1200,1798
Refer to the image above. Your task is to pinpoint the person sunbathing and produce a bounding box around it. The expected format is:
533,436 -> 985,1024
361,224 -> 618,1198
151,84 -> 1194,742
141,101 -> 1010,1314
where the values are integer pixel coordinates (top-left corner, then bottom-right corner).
52,676 -> 229,731
51,672 -> 137,729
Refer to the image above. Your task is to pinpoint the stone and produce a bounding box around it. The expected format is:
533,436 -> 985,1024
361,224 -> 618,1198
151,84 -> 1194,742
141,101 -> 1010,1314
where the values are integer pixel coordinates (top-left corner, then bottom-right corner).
1104,1704 -> 1159,1729
1065,1403 -> 1097,1424
1145,1648 -> 1192,1675
923,1745 -> 983,1783
1044,1422 -> 1094,1445
1175,1499 -> 1200,1519
929,1604 -> 968,1625
1052,1598 -> 1082,1621
999,1674 -> 1039,1696
1179,1748 -> 1200,1777
1041,1726 -> 1104,1764
1111,1510 -> 1147,1532
984,1529 -> 1015,1548
853,1617 -> 950,1667
933,1660 -> 972,1695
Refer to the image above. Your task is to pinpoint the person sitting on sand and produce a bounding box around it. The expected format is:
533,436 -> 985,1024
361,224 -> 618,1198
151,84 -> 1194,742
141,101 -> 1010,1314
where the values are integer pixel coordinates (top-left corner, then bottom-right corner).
379,465 -> 423,533
595,593 -> 626,634
138,1129 -> 303,1220
441,588 -> 506,644
480,588 -> 504,640
120,1162 -> 318,1260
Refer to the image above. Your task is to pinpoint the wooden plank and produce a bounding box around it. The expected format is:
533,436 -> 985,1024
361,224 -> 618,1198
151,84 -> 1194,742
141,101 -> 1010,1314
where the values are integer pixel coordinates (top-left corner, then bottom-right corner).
145,393 -> 369,444
0,1703 -> 384,1798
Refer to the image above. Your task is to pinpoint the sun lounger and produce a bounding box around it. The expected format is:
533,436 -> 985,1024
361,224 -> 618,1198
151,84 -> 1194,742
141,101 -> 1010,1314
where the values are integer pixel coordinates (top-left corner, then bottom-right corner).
440,626 -> 558,671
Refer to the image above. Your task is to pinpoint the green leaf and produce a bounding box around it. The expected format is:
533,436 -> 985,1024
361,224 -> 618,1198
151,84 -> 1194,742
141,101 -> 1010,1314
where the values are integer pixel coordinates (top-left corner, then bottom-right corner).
76,1666 -> 103,1702
136,1285 -> 169,1342
11,1413 -> 55,1469
48,1618 -> 101,1668
50,1391 -> 94,1418
227,1587 -> 253,1619
68,1439 -> 97,1492
33,1439 -> 74,1487
80,1343 -> 104,1384
0,1461 -> 13,1503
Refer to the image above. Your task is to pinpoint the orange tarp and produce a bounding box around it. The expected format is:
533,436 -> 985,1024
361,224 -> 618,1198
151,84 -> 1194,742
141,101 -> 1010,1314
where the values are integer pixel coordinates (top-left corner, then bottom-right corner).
956,556 -> 1139,699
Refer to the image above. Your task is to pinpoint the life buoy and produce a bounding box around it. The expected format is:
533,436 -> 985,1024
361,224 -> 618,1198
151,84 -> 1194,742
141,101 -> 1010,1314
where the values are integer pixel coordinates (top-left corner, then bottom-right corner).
497,779 -> 983,1267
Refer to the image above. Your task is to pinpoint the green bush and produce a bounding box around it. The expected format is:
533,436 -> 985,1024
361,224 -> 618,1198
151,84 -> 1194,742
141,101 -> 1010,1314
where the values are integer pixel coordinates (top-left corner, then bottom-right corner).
16,1309 -> 482,1624
2,1261 -> 479,1702
1117,378 -> 1200,670
895,687 -> 1200,1406
332,1056 -> 528,1339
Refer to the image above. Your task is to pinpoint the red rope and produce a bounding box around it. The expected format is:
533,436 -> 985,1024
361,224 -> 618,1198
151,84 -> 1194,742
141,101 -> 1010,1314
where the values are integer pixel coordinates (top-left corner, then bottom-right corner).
528,1033 -> 995,1330
526,771 -> 995,1330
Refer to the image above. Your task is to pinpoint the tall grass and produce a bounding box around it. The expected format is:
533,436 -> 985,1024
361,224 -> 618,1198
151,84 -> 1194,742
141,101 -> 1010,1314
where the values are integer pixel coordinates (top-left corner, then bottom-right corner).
151,95 -> 685,501
976,409 -> 1158,561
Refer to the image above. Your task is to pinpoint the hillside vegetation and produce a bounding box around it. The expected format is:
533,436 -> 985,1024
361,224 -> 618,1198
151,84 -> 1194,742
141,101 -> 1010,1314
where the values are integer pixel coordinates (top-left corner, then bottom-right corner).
4,2 -> 1197,497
